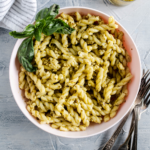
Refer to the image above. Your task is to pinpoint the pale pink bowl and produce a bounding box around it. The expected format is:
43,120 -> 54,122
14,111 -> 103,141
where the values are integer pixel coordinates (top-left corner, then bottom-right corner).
9,7 -> 141,138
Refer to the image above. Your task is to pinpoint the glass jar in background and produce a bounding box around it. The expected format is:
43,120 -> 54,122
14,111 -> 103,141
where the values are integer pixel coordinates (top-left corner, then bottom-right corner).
109,0 -> 135,6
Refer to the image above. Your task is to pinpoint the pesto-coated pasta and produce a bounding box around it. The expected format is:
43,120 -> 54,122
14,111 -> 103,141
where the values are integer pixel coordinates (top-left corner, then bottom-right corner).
19,12 -> 132,132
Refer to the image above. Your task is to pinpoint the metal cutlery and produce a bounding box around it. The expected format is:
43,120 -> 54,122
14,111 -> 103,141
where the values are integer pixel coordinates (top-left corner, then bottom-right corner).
118,69 -> 150,150
118,112 -> 135,150
132,70 -> 150,150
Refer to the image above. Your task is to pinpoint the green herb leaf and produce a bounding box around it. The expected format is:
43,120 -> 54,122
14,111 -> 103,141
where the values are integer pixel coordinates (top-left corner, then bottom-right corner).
35,4 -> 59,21
9,24 -> 35,38
49,4 -> 60,18
34,19 -> 46,41
10,4 -> 75,72
43,19 -> 75,35
17,37 -> 36,72
19,57 -> 36,72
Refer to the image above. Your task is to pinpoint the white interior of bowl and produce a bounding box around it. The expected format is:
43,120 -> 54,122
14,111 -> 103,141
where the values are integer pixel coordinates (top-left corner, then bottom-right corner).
9,7 -> 141,138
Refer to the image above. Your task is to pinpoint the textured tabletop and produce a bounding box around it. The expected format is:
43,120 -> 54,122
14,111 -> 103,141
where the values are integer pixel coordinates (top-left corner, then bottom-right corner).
1,0 -> 150,150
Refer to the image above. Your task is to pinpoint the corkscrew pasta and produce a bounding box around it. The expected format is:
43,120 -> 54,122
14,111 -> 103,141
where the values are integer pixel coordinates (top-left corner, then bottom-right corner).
19,12 -> 132,132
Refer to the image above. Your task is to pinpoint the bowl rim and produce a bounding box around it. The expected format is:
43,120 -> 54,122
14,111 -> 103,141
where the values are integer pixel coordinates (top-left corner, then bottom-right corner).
9,6 -> 142,138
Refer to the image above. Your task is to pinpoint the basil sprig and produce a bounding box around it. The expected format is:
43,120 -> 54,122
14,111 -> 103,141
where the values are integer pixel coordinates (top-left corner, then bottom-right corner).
43,19 -> 75,35
34,20 -> 46,41
9,4 -> 75,72
17,37 -> 36,72
9,24 -> 35,39
35,4 -> 59,20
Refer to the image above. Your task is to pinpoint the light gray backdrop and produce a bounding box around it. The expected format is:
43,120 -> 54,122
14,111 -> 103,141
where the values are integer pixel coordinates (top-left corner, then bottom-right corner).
0,0 -> 150,149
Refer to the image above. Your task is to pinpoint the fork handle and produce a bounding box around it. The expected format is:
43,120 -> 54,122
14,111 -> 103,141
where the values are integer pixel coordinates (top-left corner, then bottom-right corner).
132,106 -> 139,150
101,107 -> 133,150
118,112 -> 135,150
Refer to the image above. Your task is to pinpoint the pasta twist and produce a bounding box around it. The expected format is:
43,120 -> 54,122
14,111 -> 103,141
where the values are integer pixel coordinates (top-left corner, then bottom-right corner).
75,12 -> 82,21
60,12 -> 76,28
67,106 -> 81,124
96,67 -> 104,92
102,61 -> 110,87
93,89 -> 103,103
51,39 -> 69,54
91,109 -> 101,116
46,48 -> 59,59
75,85 -> 88,104
70,30 -> 77,45
48,83 -> 62,90
104,31 -> 116,43
67,93 -> 78,104
35,99 -> 48,112
26,76 -> 36,101
77,26 -> 87,40
67,64 -> 85,87
25,83 -> 33,101
108,16 -> 118,29
115,59 -> 125,70
93,105 -> 105,116
19,66 -> 26,89
26,72 -> 46,95
90,52 -> 103,65
93,35 -> 101,45
34,33 -> 45,55
90,116 -> 102,123
58,87 -> 70,103
61,106 -> 78,126
53,33 -> 60,41
116,72 -> 121,83
61,34 -> 68,47
55,86 -> 70,116
88,80 -> 95,87
99,33 -> 107,43
104,78 -> 115,102
104,115 -> 110,122
77,14 -> 99,27
51,123 -> 86,131
112,73 -> 132,95
40,95 -> 56,102
80,101 -> 93,111
80,39 -> 92,52
114,92 -> 126,106
39,35 -> 51,51
110,51 -> 117,66
85,65 -> 93,80
102,47 -> 112,60
78,74 -> 86,86
35,51 -> 50,79
75,103 -> 90,127
110,106 -> 119,118
27,104 -> 53,123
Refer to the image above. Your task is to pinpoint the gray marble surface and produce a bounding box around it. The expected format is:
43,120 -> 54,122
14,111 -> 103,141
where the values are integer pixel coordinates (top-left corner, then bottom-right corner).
1,0 -> 150,150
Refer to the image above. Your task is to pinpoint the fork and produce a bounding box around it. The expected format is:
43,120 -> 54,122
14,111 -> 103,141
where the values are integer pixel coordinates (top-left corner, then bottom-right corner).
118,70 -> 146,150
118,111 -> 135,150
101,70 -> 150,150
132,70 -> 150,150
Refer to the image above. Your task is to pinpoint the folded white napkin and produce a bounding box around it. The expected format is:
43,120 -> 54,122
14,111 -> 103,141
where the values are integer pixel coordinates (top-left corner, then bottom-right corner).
0,0 -> 37,31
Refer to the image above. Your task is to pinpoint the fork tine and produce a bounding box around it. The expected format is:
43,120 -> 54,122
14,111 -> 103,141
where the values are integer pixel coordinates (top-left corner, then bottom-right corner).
142,70 -> 150,80
139,70 -> 149,90
140,79 -> 146,91
144,92 -> 150,107
139,77 -> 150,96
141,83 -> 150,98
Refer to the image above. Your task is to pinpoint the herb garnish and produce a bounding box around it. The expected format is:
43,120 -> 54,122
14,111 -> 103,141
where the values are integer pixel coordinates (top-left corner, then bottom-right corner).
9,4 -> 75,72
